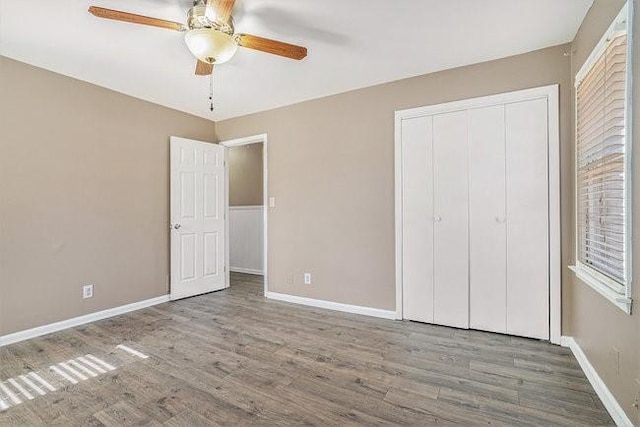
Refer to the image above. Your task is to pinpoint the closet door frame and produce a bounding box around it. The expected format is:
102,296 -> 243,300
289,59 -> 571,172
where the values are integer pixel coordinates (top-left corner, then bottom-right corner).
394,84 -> 561,344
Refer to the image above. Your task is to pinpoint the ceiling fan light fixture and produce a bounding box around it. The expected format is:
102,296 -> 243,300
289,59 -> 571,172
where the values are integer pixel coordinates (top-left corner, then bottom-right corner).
185,28 -> 238,64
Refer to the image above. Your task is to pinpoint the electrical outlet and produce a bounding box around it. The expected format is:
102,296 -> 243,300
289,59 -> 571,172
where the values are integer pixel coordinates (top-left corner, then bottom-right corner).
82,284 -> 94,299
633,378 -> 640,412
304,273 -> 311,285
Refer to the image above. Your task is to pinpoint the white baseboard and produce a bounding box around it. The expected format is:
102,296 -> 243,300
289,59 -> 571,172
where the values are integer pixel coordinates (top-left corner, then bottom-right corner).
230,267 -> 264,275
265,291 -> 397,320
0,295 -> 170,348
561,336 -> 633,426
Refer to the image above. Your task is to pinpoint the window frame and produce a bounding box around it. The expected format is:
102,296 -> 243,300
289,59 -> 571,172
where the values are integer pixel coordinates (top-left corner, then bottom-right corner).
571,1 -> 634,315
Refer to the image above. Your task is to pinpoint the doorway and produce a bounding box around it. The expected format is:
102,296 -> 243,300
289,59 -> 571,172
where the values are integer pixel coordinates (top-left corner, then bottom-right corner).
220,134 -> 268,296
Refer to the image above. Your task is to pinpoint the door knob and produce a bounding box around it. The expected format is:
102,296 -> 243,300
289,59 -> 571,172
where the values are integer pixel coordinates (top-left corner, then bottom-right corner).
434,216 -> 442,222
495,216 -> 506,223
173,224 -> 181,230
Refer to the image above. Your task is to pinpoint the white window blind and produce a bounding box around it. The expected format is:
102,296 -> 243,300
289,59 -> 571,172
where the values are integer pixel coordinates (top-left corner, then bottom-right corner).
576,32 -> 628,291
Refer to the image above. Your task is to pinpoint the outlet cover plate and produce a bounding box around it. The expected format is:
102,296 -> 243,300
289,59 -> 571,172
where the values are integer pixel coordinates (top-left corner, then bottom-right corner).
83,284 -> 94,299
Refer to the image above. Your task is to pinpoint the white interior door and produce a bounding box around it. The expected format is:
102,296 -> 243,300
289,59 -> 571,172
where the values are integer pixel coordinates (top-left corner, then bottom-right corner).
401,116 -> 435,323
170,137 -> 227,300
469,105 -> 507,333
505,99 -> 549,339
432,110 -> 469,329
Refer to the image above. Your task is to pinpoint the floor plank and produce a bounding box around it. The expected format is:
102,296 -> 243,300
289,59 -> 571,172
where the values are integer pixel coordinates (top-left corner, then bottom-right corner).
0,273 -> 613,425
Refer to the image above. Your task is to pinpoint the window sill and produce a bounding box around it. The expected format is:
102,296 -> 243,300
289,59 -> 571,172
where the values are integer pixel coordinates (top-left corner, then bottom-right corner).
569,265 -> 632,315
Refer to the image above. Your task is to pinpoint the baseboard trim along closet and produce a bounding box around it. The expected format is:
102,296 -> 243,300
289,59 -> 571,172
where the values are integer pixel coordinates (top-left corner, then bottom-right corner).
230,267 -> 264,275
561,336 -> 633,426
265,292 -> 397,320
0,295 -> 170,348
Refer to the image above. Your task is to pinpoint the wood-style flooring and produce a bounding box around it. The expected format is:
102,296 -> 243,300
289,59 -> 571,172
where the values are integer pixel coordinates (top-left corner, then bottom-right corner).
0,273 -> 612,426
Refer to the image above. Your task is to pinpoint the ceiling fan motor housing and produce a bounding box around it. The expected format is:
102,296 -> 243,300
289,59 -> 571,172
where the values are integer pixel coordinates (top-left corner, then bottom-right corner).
187,4 -> 234,34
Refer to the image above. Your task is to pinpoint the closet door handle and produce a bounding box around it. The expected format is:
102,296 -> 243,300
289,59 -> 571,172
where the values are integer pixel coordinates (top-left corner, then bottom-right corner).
495,216 -> 506,223
434,216 -> 442,222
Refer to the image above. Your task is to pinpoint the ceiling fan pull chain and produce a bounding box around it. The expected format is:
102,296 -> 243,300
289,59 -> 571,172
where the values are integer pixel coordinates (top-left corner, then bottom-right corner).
209,71 -> 215,112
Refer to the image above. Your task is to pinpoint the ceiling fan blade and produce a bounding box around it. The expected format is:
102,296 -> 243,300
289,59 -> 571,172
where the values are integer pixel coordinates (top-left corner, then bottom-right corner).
88,6 -> 186,32
195,60 -> 214,76
206,0 -> 236,23
236,34 -> 307,60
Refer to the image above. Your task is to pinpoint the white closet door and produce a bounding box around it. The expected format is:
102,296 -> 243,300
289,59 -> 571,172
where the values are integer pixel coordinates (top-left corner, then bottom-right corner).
433,111 -> 469,329
505,98 -> 549,340
401,116 -> 435,323
469,105 -> 507,333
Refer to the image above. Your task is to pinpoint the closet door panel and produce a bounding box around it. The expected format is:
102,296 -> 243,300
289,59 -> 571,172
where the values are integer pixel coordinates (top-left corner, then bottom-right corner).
469,105 -> 507,334
401,116 -> 435,323
433,110 -> 469,329
505,98 -> 549,340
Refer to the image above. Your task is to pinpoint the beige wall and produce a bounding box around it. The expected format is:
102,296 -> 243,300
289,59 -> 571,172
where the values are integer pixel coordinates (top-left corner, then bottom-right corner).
0,57 -> 216,336
567,1 -> 640,423
216,44 -> 573,311
228,143 -> 263,206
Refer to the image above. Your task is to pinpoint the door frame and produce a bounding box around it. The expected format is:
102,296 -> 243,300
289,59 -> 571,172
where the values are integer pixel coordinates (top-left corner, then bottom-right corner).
219,133 -> 269,296
394,85 -> 561,344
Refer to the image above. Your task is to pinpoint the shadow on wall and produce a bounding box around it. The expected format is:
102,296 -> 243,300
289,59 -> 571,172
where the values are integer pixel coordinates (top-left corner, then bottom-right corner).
229,143 -> 263,207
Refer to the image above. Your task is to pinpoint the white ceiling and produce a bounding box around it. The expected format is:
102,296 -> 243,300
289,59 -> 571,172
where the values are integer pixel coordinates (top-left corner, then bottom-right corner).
0,0 -> 593,121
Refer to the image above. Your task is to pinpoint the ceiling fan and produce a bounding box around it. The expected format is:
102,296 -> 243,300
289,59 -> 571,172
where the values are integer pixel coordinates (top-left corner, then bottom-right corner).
88,0 -> 308,77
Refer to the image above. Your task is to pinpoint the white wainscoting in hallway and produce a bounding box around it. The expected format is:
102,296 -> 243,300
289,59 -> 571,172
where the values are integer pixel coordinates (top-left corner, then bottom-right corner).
229,206 -> 264,275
